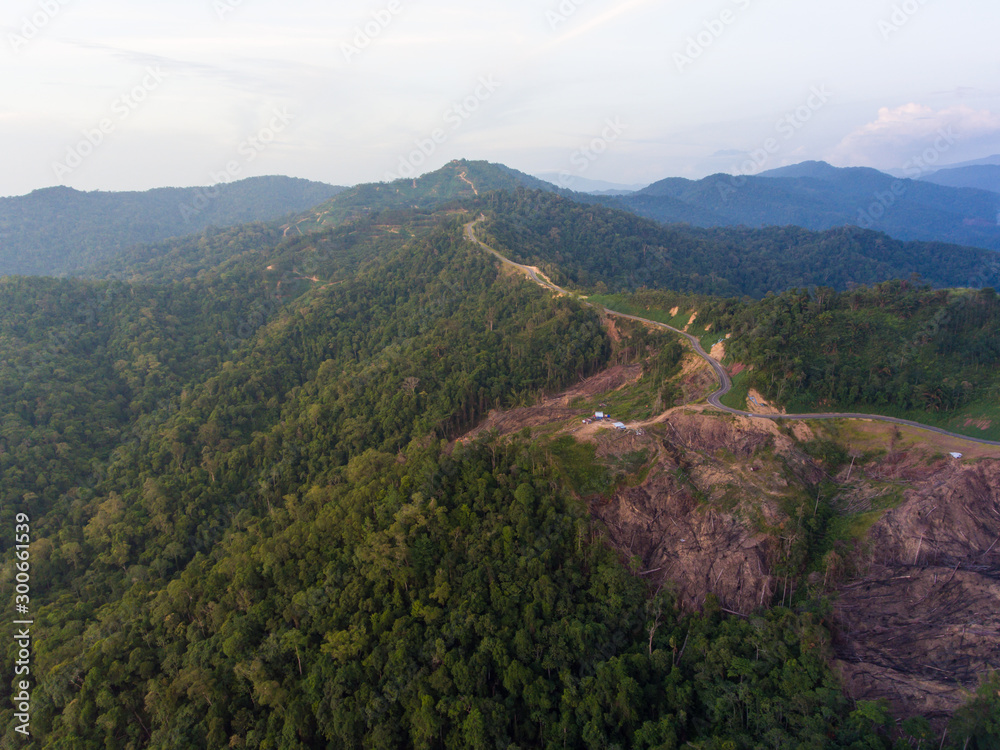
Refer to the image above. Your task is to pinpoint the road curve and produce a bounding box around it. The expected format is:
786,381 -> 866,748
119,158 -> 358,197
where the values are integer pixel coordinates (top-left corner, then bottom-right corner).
464,218 -> 1000,448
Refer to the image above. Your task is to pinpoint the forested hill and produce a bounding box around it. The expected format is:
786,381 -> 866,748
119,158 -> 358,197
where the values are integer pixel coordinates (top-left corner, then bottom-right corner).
478,189 -> 1000,297
2,203 -> 998,747
725,284 -> 1000,420
280,159 -> 570,233
70,162 -> 574,282
613,160 -> 1000,252
611,282 -> 1000,439
0,175 -> 344,277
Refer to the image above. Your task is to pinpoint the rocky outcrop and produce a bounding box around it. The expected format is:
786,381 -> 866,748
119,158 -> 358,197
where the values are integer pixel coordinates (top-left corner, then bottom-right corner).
591,411 -> 808,615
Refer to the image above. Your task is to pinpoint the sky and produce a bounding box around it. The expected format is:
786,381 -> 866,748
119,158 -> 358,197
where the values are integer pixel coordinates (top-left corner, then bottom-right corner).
2,0 -> 1000,196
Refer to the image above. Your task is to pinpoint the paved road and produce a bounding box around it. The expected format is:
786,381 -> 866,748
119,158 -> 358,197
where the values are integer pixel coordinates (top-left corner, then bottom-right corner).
464,218 -> 1000,448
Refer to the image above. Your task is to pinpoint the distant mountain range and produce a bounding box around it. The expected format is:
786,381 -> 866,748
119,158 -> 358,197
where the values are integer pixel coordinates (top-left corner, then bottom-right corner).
0,176 -> 345,277
923,154 -> 1000,170
75,160 -> 998,299
533,172 -> 646,195
5,158 -> 1000,284
921,164 -> 1000,194
599,160 -> 1000,252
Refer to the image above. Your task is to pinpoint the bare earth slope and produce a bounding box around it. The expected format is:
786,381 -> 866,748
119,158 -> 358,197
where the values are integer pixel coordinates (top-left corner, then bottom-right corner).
462,359 -> 1000,722
833,460 -> 1000,720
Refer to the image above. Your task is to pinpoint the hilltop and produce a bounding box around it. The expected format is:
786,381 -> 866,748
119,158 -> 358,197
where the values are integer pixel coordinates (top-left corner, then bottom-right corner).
277,159 -> 571,235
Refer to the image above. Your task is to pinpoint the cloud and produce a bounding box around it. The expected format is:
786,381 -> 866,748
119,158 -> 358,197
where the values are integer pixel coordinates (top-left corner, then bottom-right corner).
929,86 -> 990,99
62,39 -> 318,98
541,0 -> 658,51
829,103 -> 1000,169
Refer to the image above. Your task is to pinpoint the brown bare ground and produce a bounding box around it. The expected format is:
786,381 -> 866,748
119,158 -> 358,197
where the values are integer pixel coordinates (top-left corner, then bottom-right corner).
592,412 -> 817,614
464,364 -> 642,439
834,419 -> 1000,462
460,357 -> 1000,726
833,461 -> 1000,723
591,409 -> 1000,722
747,388 -> 784,415
604,317 -> 623,344
676,353 -> 717,405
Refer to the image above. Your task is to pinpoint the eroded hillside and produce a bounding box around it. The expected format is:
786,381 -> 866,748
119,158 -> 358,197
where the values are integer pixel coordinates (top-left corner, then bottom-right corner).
833,458 -> 1000,721
462,318 -> 1000,725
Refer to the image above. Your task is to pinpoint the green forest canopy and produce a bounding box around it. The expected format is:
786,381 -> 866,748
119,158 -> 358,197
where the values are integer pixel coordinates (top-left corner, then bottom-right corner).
2,203 -> 998,748
478,189 -> 1000,298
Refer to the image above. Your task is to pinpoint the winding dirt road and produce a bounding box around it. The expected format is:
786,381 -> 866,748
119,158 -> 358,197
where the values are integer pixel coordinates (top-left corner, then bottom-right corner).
464,217 -> 1000,448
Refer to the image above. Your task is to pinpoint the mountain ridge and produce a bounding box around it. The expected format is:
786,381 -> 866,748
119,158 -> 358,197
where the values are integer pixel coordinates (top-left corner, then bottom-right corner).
613,160 -> 1000,251
920,163 -> 1000,193
0,175 -> 346,277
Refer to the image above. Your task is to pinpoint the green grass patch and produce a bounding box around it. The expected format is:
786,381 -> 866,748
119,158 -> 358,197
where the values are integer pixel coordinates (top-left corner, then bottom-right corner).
612,449 -> 653,487
781,397 -> 1000,443
546,435 -> 611,498
546,436 -> 652,498
576,373 -> 661,422
801,439 -> 850,471
694,327 -> 725,354
621,449 -> 650,474
720,369 -> 751,410
589,294 -> 691,330
926,397 -> 1000,442
824,509 -> 885,548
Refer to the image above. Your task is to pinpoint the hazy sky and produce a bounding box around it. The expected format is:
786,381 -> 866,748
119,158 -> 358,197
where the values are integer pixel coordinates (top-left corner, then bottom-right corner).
3,0 -> 999,196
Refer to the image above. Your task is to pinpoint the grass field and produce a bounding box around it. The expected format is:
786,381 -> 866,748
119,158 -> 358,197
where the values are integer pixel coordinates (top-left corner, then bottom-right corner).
569,369 -> 662,423
720,370 -> 751,411
778,395 -> 1000,443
